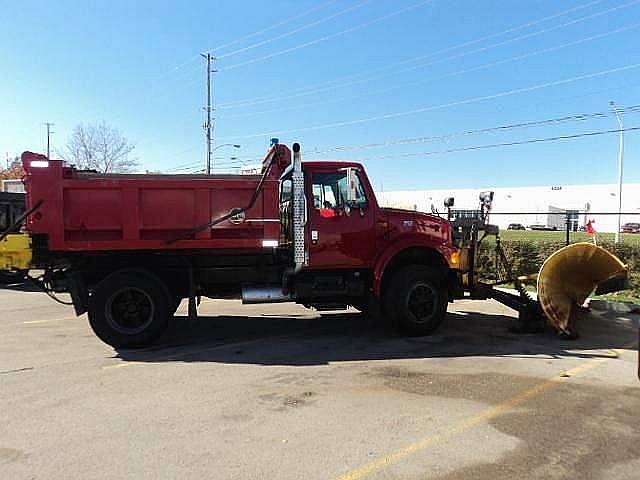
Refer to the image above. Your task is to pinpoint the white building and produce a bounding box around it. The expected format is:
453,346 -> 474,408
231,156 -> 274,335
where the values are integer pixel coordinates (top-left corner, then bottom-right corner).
377,183 -> 640,232
1,179 -> 25,193
239,164 -> 262,175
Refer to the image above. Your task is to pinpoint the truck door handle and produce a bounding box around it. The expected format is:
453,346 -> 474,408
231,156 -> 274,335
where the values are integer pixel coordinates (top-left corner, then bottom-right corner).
302,195 -> 308,226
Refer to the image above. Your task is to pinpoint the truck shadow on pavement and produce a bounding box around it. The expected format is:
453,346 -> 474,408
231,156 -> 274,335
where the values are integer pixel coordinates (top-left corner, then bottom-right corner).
113,309 -> 638,366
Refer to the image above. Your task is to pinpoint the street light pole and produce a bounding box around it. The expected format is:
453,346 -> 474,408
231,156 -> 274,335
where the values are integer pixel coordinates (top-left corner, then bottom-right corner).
201,52 -> 216,174
44,122 -> 54,159
610,101 -> 624,244
211,144 -> 241,172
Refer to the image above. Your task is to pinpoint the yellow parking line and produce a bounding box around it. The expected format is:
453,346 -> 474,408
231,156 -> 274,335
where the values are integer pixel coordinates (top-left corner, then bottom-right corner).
335,341 -> 637,480
23,317 -> 77,325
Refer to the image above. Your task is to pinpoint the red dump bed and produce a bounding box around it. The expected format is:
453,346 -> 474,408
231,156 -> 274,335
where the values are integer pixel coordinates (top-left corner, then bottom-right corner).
21,145 -> 291,252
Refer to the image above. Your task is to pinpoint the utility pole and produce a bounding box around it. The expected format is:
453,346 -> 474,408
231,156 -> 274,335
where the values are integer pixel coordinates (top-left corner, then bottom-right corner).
44,122 -> 55,159
609,101 -> 624,244
201,52 -> 216,174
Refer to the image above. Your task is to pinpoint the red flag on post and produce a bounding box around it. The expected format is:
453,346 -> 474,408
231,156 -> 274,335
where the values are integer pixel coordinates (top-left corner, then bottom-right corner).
585,220 -> 596,236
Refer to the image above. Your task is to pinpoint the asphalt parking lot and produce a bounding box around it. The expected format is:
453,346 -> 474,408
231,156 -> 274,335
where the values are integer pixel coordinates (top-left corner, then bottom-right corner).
1,286 -> 638,480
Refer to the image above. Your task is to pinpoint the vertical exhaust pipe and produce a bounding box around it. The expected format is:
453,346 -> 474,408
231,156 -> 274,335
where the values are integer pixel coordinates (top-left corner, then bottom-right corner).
282,142 -> 306,294
291,142 -> 306,272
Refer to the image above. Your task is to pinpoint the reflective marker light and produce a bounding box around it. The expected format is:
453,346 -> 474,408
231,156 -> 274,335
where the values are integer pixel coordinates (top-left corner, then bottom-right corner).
449,250 -> 460,266
262,240 -> 278,248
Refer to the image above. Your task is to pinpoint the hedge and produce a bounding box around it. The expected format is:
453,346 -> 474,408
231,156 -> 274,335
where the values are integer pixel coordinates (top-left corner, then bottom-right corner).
476,239 -> 640,301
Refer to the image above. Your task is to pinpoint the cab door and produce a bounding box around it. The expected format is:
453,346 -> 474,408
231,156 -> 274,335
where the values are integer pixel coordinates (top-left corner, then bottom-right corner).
306,167 -> 375,268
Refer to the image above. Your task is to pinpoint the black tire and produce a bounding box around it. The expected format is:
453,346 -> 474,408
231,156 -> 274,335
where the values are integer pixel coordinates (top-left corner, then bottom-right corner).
384,265 -> 448,336
0,270 -> 27,284
88,271 -> 170,348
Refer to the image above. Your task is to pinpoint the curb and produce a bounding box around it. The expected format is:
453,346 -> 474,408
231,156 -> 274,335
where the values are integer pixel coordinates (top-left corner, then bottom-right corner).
587,299 -> 640,314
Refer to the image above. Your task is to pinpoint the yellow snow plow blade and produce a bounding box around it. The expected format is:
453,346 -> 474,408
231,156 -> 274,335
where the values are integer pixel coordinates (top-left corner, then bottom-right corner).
0,234 -> 32,271
537,242 -> 628,334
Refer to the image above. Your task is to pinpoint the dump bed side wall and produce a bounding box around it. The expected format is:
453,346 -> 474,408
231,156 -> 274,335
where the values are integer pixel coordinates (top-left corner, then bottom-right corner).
23,157 -> 280,252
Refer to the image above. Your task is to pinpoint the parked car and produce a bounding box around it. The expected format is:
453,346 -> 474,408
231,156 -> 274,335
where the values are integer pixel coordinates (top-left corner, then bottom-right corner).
529,224 -> 557,231
507,223 -> 526,230
621,222 -> 640,233
0,192 -> 26,233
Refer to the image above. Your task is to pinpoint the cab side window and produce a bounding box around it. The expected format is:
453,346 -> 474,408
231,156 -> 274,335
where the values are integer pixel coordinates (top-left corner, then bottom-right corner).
312,171 -> 368,213
312,173 -> 341,210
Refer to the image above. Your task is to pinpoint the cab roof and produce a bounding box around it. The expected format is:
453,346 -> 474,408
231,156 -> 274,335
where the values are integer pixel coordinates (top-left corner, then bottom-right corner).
302,160 -> 365,170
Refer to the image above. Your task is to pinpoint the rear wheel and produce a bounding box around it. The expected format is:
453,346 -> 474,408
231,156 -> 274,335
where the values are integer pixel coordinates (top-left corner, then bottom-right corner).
384,266 -> 447,336
88,271 -> 170,348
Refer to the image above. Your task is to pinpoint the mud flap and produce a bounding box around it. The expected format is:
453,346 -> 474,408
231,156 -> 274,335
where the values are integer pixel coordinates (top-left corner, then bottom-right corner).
66,271 -> 88,316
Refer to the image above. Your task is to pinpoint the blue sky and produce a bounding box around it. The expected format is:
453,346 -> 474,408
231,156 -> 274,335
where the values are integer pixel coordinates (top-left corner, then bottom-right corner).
1,0 -> 639,190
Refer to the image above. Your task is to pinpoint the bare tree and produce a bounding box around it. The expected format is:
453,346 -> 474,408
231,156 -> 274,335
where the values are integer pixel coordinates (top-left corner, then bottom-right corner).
0,156 -> 24,180
61,121 -> 138,173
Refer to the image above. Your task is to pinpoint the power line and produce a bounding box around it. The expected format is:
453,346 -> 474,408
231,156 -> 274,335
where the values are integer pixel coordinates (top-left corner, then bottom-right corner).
530,78 -> 640,112
213,0 -> 340,53
217,0 -> 370,59
339,0 -> 640,95
136,0 -> 624,133
143,2 -> 376,116
217,62 -> 640,141
325,126 -> 640,163
164,156 -> 257,173
219,0 -> 436,71
134,1 -> 349,99
155,55 -> 201,82
219,21 -> 640,120
162,105 -> 640,169
218,0 -> 610,108
152,2 -> 343,83
306,105 -> 640,155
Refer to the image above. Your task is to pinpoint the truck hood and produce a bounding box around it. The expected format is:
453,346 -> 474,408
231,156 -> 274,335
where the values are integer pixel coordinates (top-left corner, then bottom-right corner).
381,207 -> 451,243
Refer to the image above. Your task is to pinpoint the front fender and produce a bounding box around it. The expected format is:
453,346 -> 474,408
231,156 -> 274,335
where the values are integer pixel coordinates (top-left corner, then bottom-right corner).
372,235 -> 457,296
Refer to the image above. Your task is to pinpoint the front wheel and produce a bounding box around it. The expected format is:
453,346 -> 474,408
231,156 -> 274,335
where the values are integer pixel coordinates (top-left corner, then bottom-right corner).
384,266 -> 448,336
88,271 -> 170,348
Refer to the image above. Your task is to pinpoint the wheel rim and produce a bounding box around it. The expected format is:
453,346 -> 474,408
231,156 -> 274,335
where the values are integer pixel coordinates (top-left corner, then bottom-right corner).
406,282 -> 438,324
105,287 -> 155,334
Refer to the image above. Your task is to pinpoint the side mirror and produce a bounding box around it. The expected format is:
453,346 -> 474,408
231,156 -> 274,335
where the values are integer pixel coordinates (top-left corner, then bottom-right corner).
444,197 -> 454,208
346,167 -> 357,203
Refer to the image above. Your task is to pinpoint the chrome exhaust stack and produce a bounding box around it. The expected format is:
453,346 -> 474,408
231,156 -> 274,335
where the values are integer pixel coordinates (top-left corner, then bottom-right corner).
281,142 -> 307,295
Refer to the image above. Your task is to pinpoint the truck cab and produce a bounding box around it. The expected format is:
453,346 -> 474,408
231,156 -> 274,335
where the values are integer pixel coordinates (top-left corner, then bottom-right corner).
275,150 -> 458,336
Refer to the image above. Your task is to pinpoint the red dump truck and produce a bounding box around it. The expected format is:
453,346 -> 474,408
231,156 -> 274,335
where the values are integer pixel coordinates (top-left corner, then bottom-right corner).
0,142 -> 629,347
3,143 -> 464,347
